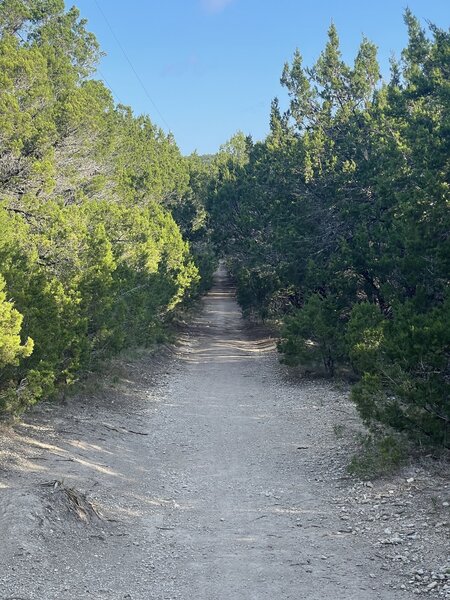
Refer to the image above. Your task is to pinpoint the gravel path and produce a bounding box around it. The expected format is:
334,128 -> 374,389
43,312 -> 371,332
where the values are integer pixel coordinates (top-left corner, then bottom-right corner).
1,267 -> 446,599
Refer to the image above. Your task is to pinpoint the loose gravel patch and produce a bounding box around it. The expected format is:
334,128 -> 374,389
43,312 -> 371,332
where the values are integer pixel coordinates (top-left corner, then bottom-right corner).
0,267 -> 448,599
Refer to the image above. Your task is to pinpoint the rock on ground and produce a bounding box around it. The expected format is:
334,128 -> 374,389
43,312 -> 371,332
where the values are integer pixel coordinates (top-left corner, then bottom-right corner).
0,266 -> 448,599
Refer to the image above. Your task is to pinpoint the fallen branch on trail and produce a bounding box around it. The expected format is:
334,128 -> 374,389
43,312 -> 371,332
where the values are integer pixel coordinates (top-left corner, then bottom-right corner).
102,422 -> 149,436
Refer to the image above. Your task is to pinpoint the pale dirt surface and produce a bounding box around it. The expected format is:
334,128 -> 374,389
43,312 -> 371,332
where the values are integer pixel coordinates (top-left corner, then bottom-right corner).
0,266 -> 448,599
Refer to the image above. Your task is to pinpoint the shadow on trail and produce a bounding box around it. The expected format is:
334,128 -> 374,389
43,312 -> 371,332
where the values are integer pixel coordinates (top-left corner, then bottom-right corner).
177,264 -> 276,363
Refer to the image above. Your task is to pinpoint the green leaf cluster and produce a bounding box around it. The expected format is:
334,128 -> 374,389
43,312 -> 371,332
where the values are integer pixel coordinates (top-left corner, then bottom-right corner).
0,1 -> 212,413
208,13 -> 449,447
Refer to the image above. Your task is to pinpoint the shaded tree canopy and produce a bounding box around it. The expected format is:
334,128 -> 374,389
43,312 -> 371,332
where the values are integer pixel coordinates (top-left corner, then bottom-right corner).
208,14 -> 450,448
0,0 -> 214,413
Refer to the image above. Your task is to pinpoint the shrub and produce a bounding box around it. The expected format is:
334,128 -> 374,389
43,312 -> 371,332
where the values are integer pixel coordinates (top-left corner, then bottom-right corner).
279,294 -> 347,376
348,433 -> 408,479
349,295 -> 450,448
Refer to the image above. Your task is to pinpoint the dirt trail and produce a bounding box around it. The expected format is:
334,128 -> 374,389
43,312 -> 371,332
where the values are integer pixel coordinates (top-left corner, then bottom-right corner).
0,266 -> 416,599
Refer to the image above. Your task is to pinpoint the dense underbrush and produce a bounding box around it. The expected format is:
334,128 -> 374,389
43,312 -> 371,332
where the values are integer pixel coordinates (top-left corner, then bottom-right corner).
0,1 -> 215,414
209,13 -> 450,449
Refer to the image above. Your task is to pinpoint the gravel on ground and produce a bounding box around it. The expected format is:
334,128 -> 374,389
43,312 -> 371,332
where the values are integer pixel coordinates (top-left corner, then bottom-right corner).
0,266 -> 448,599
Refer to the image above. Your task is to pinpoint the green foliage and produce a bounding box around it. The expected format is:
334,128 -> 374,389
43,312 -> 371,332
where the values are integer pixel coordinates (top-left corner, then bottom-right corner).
0,1 -> 212,414
348,434 -> 408,479
0,275 -> 33,369
351,296 -> 450,447
346,303 -> 385,373
279,294 -> 346,376
208,12 -> 450,448
235,267 -> 280,320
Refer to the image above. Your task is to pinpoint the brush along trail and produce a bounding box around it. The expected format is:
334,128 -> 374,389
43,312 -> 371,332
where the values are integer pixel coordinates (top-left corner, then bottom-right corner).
1,266 -> 447,599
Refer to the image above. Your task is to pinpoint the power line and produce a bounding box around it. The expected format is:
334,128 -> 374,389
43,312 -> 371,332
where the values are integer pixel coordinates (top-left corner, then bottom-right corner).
97,68 -> 124,105
93,0 -> 172,132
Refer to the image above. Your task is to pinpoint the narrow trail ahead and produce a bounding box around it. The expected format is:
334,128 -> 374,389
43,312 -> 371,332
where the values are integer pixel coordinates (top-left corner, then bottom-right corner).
0,267 -> 408,599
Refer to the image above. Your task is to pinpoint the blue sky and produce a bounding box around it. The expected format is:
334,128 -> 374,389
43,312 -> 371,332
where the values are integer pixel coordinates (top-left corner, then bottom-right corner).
75,0 -> 449,156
